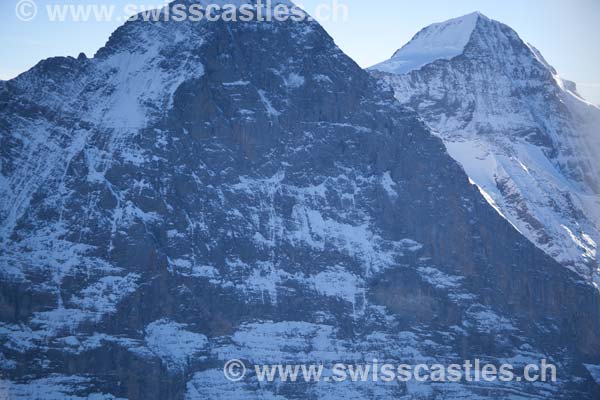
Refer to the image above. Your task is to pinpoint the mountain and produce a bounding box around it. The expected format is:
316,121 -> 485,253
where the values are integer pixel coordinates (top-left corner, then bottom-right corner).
1,3 -> 600,399
370,12 -> 600,287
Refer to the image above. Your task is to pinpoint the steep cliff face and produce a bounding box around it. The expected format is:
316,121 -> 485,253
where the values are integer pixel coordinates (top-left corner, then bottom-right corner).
371,12 -> 600,286
1,4 -> 600,399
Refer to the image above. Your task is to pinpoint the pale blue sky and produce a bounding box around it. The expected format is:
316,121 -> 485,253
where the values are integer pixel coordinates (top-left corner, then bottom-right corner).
1,0 -> 599,103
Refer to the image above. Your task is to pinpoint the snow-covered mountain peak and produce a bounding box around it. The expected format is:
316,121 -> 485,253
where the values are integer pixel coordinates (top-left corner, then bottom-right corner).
369,12 -> 488,74
369,11 -> 556,78
3,6 -> 600,399
370,14 -> 600,286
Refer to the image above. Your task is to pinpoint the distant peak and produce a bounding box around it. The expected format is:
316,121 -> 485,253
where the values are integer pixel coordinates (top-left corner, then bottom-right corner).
370,12 -> 484,75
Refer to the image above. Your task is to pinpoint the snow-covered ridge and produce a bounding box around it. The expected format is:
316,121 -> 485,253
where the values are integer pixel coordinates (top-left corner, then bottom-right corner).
369,12 -> 484,74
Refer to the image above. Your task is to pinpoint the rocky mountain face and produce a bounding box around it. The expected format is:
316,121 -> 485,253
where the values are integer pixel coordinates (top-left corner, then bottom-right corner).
1,3 -> 600,399
370,12 -> 600,286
